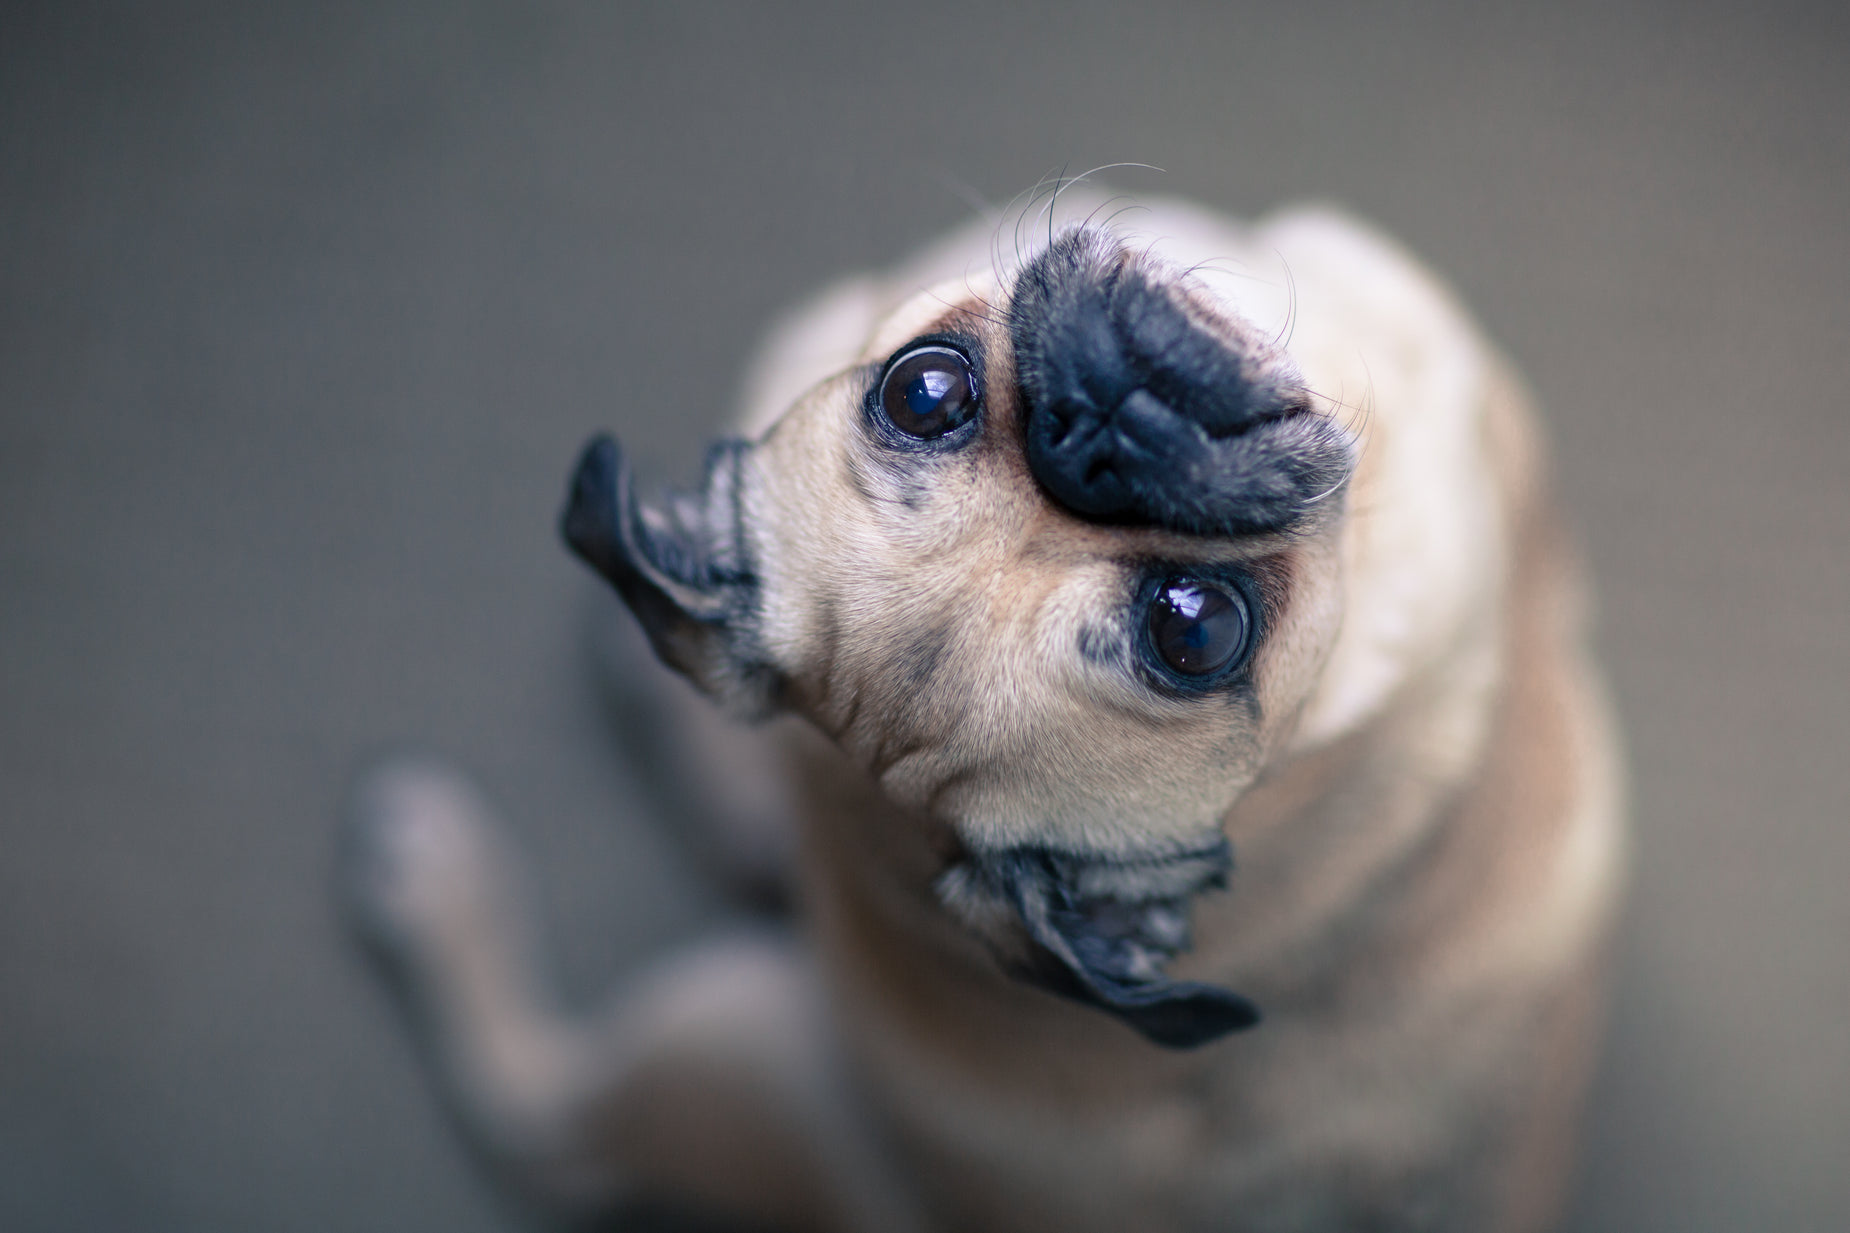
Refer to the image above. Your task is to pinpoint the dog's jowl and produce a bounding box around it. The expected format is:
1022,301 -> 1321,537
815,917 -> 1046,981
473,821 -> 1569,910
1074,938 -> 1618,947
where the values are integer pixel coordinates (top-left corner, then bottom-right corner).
345,191 -> 1626,1233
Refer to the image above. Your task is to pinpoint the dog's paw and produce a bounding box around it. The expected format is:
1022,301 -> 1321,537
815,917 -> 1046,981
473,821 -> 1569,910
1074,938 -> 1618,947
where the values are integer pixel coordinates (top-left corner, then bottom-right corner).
339,756 -> 528,966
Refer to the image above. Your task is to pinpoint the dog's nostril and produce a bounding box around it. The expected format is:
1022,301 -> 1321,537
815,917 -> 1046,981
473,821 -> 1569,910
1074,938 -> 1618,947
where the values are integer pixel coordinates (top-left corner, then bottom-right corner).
1050,404 -> 1107,454
1046,405 -> 1078,448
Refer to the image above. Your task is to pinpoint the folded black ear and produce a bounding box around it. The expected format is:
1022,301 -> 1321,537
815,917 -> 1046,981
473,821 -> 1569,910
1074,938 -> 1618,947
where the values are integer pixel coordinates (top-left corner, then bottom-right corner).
561,434 -> 772,707
938,840 -> 1260,1049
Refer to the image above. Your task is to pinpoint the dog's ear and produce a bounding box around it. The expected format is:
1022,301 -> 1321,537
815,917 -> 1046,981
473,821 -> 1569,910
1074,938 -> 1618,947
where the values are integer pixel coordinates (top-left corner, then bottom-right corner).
561,434 -> 774,710
939,842 -> 1261,1049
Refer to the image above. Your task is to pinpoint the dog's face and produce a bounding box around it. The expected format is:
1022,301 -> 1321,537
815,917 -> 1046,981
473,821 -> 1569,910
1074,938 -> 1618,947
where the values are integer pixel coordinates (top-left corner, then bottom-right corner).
565,225 -> 1357,1046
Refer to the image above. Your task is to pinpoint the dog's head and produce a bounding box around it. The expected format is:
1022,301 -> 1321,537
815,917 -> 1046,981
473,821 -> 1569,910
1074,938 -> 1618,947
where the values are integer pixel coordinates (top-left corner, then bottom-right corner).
564,219 -> 1362,1047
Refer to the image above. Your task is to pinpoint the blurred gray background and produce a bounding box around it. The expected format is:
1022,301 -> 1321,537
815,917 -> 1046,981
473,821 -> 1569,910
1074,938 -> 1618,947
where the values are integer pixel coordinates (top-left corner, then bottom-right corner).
3,2 -> 1846,1229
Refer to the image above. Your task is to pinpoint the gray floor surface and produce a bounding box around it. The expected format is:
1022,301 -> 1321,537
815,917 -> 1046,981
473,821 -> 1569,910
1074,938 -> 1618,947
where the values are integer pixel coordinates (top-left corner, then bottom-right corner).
3,3 -> 1847,1230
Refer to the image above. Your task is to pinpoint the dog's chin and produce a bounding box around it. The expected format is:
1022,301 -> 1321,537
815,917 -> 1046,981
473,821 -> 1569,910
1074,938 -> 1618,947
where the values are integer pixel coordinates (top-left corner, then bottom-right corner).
936,838 -> 1260,1049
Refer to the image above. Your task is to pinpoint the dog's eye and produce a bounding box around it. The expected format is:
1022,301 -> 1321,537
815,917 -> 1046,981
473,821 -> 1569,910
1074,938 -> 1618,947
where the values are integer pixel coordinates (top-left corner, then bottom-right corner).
1149,579 -> 1249,676
880,346 -> 978,438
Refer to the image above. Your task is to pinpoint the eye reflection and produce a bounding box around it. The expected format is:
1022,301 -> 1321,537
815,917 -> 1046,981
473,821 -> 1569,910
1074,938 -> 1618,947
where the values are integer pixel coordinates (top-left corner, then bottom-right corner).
880,346 -> 978,438
1148,579 -> 1249,676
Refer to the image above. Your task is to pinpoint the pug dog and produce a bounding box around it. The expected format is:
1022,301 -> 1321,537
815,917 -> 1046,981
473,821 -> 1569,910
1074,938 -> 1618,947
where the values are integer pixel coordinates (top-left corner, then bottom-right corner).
343,188 -> 1626,1233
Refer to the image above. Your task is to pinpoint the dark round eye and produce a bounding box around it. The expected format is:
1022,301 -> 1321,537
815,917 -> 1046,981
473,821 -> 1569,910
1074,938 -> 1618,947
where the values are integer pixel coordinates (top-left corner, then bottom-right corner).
880,346 -> 978,438
1148,578 -> 1250,677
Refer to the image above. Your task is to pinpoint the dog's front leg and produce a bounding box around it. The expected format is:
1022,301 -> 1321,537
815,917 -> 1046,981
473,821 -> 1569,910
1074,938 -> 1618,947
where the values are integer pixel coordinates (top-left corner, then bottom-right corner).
341,759 -> 924,1232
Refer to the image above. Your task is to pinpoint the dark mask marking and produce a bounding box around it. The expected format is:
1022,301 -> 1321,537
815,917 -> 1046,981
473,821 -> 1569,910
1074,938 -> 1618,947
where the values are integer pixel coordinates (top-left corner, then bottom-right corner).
1011,228 -> 1352,536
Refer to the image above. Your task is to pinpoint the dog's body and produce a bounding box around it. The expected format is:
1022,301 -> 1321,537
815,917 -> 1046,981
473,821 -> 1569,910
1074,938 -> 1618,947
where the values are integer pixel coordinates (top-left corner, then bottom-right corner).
346,193 -> 1625,1232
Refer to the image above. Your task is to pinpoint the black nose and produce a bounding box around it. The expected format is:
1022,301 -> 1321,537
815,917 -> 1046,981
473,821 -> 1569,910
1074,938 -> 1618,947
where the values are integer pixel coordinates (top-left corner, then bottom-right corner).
1010,229 -> 1351,536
